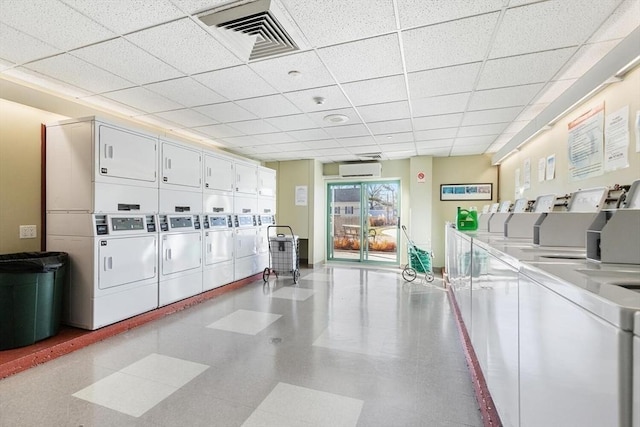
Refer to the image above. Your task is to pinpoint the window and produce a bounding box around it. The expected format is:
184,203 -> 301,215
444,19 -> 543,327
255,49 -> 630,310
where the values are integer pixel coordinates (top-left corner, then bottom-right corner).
334,206 -> 340,214
345,206 -> 354,214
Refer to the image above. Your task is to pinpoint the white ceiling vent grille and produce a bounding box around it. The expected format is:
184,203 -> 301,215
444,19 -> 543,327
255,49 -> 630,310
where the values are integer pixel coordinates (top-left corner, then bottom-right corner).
199,0 -> 301,61
356,152 -> 382,160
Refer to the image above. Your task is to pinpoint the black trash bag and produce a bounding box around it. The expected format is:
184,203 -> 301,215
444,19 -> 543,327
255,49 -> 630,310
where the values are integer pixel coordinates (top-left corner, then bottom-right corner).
0,252 -> 68,273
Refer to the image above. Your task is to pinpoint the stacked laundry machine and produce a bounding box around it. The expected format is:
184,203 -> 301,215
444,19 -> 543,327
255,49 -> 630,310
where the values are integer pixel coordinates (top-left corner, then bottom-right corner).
256,166 -> 277,273
46,116 -> 276,329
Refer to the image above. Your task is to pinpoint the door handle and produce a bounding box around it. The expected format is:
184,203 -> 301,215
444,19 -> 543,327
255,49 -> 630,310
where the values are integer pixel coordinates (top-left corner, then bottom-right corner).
166,248 -> 172,260
108,145 -> 113,159
104,256 -> 113,270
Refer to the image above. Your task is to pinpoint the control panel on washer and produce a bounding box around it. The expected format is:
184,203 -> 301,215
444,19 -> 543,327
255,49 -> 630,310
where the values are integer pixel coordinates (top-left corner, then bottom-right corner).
257,214 -> 275,226
158,214 -> 200,232
204,214 -> 233,229
234,214 -> 256,228
94,214 -> 156,235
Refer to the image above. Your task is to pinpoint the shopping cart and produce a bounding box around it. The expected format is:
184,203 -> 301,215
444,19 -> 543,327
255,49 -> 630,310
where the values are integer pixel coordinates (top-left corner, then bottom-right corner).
401,225 -> 434,283
263,225 -> 300,284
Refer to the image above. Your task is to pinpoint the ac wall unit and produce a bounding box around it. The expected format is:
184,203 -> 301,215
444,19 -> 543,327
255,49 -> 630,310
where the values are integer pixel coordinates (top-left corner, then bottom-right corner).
339,163 -> 382,178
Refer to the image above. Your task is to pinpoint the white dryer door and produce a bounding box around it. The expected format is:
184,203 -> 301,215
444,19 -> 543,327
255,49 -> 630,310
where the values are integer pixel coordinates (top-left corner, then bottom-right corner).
235,228 -> 257,258
204,229 -> 234,265
98,124 -> 157,183
162,143 -> 201,189
98,235 -> 157,290
162,232 -> 202,275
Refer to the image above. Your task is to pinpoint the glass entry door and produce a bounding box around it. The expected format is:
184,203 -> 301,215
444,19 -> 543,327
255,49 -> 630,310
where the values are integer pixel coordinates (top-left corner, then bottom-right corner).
327,181 -> 400,264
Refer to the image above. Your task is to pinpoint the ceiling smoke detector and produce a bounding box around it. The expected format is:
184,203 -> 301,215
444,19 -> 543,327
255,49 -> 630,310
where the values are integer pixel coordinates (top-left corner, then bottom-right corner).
323,114 -> 349,124
199,0 -> 302,61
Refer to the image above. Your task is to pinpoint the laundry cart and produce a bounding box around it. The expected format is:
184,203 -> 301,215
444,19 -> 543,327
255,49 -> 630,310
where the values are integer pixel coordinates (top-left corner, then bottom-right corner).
263,226 -> 299,284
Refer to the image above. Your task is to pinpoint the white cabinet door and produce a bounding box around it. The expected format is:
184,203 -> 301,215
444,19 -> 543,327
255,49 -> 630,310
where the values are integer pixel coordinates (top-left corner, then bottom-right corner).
235,162 -> 257,194
519,274 -> 627,427
161,232 -> 202,275
161,142 -> 202,189
98,124 -> 157,183
98,236 -> 157,290
204,154 -> 234,192
204,229 -> 234,265
235,228 -> 257,258
258,167 -> 276,197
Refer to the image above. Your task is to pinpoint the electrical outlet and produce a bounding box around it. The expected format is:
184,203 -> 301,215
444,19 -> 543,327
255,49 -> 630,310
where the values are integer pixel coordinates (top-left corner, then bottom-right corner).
19,225 -> 37,239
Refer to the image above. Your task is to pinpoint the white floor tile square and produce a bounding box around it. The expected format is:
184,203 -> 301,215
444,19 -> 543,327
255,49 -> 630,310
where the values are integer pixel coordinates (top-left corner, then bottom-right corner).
72,354 -> 209,417
312,323 -> 388,357
207,309 -> 282,335
243,383 -> 363,427
270,287 -> 315,301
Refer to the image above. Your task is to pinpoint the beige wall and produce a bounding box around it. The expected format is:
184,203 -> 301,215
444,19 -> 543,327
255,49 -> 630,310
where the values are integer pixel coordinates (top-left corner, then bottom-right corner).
0,99 -> 66,254
432,155 -> 498,267
499,66 -> 640,201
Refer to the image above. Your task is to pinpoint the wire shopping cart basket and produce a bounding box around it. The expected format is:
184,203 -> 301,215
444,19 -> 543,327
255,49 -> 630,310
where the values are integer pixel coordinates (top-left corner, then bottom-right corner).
401,225 -> 434,283
263,225 -> 300,284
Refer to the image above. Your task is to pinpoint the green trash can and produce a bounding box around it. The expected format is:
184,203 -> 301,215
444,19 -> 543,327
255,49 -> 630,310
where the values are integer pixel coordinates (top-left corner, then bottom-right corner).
0,252 -> 68,351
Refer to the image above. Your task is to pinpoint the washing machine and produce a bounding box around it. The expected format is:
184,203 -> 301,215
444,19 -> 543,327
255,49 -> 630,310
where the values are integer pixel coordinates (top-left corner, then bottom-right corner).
47,213 -> 159,330
256,214 -> 276,274
202,213 -> 234,291
234,213 -> 258,281
158,214 -> 202,306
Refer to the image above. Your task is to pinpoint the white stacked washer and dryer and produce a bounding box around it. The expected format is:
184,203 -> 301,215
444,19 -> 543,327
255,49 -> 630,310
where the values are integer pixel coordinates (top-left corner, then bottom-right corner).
45,117 -> 160,330
256,166 -> 277,273
234,160 -> 260,280
158,139 -> 203,306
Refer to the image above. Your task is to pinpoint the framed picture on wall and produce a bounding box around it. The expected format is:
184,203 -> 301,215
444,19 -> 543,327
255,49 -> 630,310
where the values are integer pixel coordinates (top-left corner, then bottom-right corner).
440,183 -> 492,201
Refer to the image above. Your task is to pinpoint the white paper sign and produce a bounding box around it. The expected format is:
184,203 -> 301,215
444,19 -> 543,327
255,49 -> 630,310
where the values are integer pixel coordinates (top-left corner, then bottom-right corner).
635,110 -> 640,153
546,154 -> 556,180
523,158 -> 531,190
567,103 -> 604,181
604,105 -> 629,172
295,185 -> 307,206
538,157 -> 546,182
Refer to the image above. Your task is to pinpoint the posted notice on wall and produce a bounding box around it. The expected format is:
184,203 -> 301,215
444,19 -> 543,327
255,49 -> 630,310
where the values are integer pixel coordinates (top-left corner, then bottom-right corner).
604,105 -> 629,172
567,103 -> 604,182
295,185 -> 307,206
636,110 -> 640,152
546,154 -> 556,180
523,158 -> 531,190
538,157 -> 546,182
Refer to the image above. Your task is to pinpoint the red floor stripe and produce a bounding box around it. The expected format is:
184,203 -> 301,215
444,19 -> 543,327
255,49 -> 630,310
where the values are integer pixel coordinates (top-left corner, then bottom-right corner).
445,282 -> 503,427
0,273 -> 261,379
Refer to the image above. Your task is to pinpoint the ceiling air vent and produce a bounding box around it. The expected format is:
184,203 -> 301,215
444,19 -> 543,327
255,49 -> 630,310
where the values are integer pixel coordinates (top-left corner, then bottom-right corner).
356,152 -> 382,160
199,0 -> 301,61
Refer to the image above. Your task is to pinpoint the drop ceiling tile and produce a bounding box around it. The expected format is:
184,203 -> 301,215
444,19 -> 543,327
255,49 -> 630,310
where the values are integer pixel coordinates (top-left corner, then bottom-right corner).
229,119 -> 281,135
403,13 -> 499,72
26,54 -> 133,93
168,0 -> 230,14
0,58 -> 15,71
80,95 -> 146,117
589,0 -> 640,42
193,123 -> 244,139
416,139 -> 454,150
284,85 -> 351,113
454,135 -> 497,146
236,95 -> 301,118
254,133 -> 297,144
516,104 -> 549,121
310,147 -> 352,156
342,75 -> 408,106
279,0 -> 396,47
418,147 -> 452,157
220,135 -> 265,147
478,48 -> 576,90
153,109 -> 216,128
306,108 -> 362,127
411,93 -> 471,117
533,79 -> 576,104
378,141 -> 416,152
304,139 -> 342,149
504,121 -> 527,135
62,0 -> 185,34
318,34 -> 404,83
265,114 -> 318,132
0,0 -> 114,50
103,87 -> 183,113
287,128 -> 332,142
0,23 -> 60,64
450,145 -> 490,156
194,102 -> 257,122
270,142 -> 315,152
72,38 -> 183,86
194,65 -> 278,100
457,123 -> 509,138
145,77 -> 226,107
375,132 -> 415,144
490,0 -> 621,58
126,18 -> 241,75
397,0 -> 504,28
408,63 -> 481,98
337,136 -> 378,147
415,128 -> 458,141
357,101 -> 411,122
368,119 -> 413,135
460,107 -> 523,126
325,124 -> 370,138
468,83 -> 544,111
555,40 -> 619,81
249,50 -> 336,92
413,113 -> 463,130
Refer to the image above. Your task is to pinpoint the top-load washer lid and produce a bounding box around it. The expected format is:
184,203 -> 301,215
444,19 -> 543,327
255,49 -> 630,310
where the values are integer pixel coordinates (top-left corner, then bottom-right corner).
498,201 -> 511,213
622,179 -> 640,209
533,194 -> 556,213
567,187 -> 608,212
489,203 -> 500,213
95,214 -> 157,235
512,199 -> 528,213
207,214 -> 233,228
481,205 -> 490,214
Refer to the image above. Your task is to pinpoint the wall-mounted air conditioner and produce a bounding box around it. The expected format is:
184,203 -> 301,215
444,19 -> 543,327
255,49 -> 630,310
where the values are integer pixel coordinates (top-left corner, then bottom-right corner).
338,162 -> 382,178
